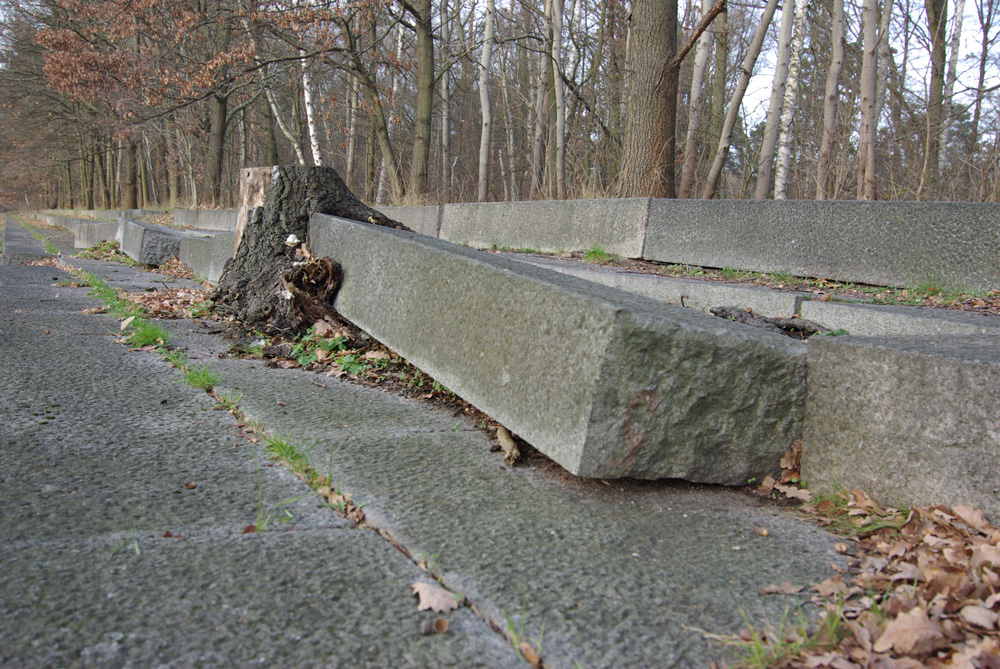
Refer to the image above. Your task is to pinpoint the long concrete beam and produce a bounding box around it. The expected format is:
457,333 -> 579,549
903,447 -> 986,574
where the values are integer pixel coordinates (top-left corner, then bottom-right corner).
309,213 -> 806,483
378,199 -> 1000,291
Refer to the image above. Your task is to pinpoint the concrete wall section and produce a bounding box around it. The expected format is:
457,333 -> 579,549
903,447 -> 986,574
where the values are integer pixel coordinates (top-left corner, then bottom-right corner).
179,231 -> 235,284
74,221 -> 119,249
644,200 -> 1000,291
118,217 -> 193,265
309,214 -> 806,483
802,335 -> 1000,521
375,205 -> 441,238
439,199 -> 649,257
173,209 -> 238,231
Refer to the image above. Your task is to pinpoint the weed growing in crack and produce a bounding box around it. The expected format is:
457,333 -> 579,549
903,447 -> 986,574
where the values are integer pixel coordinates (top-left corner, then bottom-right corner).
723,605 -> 846,669
263,433 -> 310,475
583,245 -> 611,264
126,318 -> 170,348
182,364 -> 217,391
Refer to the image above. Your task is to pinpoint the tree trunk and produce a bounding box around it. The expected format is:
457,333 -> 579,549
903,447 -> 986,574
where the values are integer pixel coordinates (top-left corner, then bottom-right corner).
550,0 -> 567,199
439,0 -> 452,201
815,0 -> 845,199
478,0 -> 496,202
773,0 -> 808,199
753,0 -> 796,198
920,0 -> 947,198
856,0 -> 879,200
617,0 -> 678,198
702,0 -> 780,199
407,0 -> 435,200
939,0 -> 965,180
206,93 -> 229,206
679,0 -> 713,198
123,140 -> 138,209
212,166 -> 409,335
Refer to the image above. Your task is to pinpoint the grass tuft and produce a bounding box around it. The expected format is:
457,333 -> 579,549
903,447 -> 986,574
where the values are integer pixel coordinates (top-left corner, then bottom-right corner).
583,245 -> 612,264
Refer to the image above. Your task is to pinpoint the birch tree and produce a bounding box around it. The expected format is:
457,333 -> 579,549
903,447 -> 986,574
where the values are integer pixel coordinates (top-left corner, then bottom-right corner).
753,0 -> 796,198
300,51 -> 323,166
477,0 -> 496,201
773,0 -> 808,199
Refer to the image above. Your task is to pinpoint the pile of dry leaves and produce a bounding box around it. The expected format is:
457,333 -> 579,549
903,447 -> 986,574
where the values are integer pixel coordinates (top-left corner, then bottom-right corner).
120,285 -> 213,319
747,444 -> 1000,668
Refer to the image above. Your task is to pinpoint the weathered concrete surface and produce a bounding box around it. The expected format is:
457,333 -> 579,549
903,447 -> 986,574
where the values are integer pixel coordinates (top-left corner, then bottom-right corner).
376,204 -> 442,237
0,263 -> 517,668
179,230 -> 235,283
173,208 -> 239,231
207,352 -> 847,669
800,299 -> 1000,336
74,220 -> 120,248
117,217 -> 200,265
802,335 -> 1000,521
511,254 -> 806,318
310,214 -> 806,482
644,199 -> 1000,292
439,199 -> 649,257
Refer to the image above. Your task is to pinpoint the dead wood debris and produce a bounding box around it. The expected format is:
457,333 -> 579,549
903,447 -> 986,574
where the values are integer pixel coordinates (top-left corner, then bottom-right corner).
710,306 -> 828,339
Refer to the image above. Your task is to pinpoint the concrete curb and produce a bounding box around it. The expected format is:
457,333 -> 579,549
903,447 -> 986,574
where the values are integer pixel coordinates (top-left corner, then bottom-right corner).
117,217 -> 211,266
802,335 -> 1000,520
178,231 -> 235,283
173,209 -> 238,231
310,213 -> 806,483
377,199 -> 1000,291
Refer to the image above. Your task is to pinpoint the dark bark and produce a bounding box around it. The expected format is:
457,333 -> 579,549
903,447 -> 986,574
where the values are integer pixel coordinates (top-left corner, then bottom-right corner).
212,166 -> 409,336
709,306 -> 828,339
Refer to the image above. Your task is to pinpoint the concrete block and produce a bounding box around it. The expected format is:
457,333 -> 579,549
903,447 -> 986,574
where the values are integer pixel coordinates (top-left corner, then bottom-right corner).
439,199 -> 649,258
179,231 -> 235,283
376,205 -> 441,238
73,221 -> 119,249
802,335 -> 1000,521
644,200 -> 1000,292
800,300 -> 1000,336
117,217 -> 193,265
173,209 -> 238,231
511,255 -> 805,318
308,214 -> 806,483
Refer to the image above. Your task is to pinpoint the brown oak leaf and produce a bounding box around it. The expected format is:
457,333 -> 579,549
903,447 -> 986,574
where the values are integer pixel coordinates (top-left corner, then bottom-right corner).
872,607 -> 949,655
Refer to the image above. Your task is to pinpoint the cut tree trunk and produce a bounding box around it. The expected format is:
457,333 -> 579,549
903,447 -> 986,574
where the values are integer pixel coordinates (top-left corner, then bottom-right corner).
212,166 -> 408,335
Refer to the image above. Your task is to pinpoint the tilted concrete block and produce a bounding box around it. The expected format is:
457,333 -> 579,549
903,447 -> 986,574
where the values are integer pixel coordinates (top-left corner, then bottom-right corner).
309,214 -> 806,483
117,217 -> 192,265
802,335 -> 1000,521
74,221 -> 119,249
439,199 -> 649,258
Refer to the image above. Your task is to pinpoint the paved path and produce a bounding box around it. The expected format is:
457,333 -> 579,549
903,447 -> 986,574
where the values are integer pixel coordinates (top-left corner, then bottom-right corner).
1,220 -> 847,667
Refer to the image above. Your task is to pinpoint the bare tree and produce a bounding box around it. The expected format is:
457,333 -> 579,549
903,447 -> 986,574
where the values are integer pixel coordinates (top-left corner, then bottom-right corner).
816,0 -> 845,199
478,0 -> 496,201
773,0 -> 808,199
753,0 -> 796,199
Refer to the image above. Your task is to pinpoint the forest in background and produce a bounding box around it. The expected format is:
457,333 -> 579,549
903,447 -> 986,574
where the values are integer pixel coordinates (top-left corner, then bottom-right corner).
0,0 -> 997,210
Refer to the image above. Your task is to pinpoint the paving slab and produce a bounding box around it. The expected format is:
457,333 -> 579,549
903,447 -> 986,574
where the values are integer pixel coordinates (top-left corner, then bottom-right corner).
204,352 -> 847,668
0,265 -> 517,668
802,334 -> 1000,521
309,214 -> 807,483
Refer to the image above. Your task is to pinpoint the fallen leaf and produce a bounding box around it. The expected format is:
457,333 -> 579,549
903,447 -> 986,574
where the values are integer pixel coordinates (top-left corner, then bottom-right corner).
276,400 -> 287,406
241,524 -> 257,534
183,481 -> 197,489
517,641 -> 541,668
276,360 -> 298,369
971,545 -> 1000,570
775,483 -> 812,501
758,582 -> 803,595
756,475 -> 777,496
959,605 -> 999,630
312,319 -> 334,336
410,581 -> 463,613
120,315 -> 135,331
952,505 -> 993,534
362,350 -> 389,360
814,575 -> 850,598
872,607 -> 949,655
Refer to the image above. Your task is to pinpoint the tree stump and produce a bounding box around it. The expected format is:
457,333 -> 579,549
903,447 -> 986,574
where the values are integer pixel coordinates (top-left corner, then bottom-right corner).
212,166 -> 408,335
